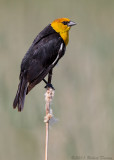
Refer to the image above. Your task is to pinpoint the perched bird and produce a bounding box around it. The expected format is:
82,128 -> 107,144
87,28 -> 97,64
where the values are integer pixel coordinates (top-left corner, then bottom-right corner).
13,18 -> 76,111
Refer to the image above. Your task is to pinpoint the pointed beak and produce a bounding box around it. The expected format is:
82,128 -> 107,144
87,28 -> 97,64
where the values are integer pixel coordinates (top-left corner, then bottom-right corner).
68,21 -> 76,27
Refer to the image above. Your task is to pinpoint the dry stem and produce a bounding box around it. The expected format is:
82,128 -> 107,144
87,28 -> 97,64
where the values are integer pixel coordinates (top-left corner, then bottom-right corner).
44,69 -> 55,160
44,87 -> 54,160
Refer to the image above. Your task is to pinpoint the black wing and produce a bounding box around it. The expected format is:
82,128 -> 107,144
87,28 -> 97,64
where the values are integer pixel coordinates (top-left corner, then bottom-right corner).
20,25 -> 66,94
21,24 -> 56,71
33,24 -> 56,44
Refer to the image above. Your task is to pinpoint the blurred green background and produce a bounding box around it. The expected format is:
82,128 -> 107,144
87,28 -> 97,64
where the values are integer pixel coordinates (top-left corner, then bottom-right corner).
0,0 -> 114,159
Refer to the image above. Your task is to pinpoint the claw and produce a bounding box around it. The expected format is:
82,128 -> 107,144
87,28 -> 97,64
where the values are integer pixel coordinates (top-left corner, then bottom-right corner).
44,83 -> 55,90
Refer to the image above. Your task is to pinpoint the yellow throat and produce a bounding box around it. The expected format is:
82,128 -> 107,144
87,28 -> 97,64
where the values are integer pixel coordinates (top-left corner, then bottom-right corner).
60,31 -> 69,45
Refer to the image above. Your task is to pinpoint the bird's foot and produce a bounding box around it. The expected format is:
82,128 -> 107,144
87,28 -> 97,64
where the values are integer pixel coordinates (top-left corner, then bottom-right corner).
44,83 -> 55,90
44,113 -> 53,123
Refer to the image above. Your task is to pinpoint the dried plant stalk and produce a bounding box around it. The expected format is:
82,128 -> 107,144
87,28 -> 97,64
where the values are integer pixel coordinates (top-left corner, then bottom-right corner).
44,87 -> 54,160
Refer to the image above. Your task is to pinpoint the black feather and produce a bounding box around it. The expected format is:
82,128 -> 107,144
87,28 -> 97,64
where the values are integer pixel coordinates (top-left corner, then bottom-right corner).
13,24 -> 66,111
13,74 -> 28,111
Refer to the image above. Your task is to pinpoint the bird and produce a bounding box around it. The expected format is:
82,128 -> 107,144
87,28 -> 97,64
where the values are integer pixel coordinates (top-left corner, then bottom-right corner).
13,18 -> 76,111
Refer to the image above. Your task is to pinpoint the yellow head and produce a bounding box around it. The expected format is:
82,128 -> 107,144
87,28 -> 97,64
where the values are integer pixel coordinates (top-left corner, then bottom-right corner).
51,18 -> 76,45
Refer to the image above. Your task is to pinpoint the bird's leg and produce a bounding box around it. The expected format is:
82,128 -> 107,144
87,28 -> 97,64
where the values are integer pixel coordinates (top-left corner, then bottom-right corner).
48,69 -> 53,84
43,79 -> 48,84
43,78 -> 54,89
44,69 -> 55,90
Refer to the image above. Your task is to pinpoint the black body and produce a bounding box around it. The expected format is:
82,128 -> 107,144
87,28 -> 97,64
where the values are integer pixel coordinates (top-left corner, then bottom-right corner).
13,24 -> 66,111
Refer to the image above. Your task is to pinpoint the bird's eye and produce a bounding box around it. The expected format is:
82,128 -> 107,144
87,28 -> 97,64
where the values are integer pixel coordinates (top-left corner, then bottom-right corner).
62,21 -> 68,25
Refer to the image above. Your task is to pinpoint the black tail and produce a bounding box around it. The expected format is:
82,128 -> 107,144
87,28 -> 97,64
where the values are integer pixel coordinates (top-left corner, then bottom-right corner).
13,76 -> 28,112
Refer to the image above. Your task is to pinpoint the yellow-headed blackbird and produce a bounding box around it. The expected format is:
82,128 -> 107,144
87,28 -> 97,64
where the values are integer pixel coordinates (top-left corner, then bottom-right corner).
13,18 -> 76,111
